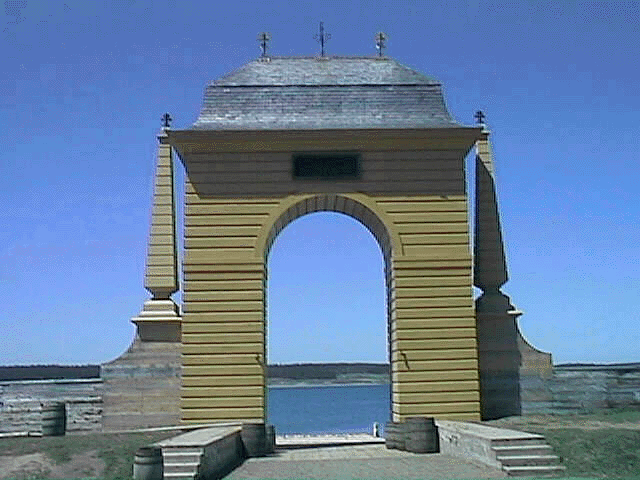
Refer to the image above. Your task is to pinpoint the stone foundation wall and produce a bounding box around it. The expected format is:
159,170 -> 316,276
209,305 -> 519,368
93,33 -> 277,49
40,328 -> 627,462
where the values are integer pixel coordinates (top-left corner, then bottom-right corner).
101,336 -> 181,431
0,379 -> 102,434
521,364 -> 640,414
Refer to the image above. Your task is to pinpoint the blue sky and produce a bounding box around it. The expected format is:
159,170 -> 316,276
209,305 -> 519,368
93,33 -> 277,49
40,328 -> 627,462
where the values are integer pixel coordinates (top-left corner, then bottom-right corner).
2,1 -> 638,366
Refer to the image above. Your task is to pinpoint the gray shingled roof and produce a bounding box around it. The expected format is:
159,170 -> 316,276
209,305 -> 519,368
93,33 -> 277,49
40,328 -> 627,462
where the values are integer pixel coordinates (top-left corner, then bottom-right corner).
193,56 -> 461,130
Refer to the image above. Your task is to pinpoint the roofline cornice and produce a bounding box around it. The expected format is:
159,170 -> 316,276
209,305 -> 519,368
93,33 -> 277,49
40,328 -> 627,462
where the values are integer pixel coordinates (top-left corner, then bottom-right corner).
209,83 -> 441,88
167,127 -> 483,156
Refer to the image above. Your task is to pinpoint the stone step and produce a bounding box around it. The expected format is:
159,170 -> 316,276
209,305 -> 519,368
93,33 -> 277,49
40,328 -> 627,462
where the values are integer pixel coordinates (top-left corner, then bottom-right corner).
162,447 -> 203,455
163,461 -> 201,475
163,450 -> 202,464
493,444 -> 554,457
497,454 -> 560,467
163,472 -> 196,480
503,464 -> 567,477
491,437 -> 548,447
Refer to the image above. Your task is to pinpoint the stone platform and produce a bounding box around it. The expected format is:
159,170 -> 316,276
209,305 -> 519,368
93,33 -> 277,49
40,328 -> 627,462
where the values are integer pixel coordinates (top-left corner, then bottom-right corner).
276,433 -> 384,448
436,420 -> 565,477
155,425 -> 243,480
229,444 -> 506,479
149,421 -> 566,479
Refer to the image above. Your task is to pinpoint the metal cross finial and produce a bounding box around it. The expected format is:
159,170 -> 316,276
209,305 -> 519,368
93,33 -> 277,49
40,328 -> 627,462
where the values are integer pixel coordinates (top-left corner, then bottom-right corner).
375,32 -> 388,57
161,112 -> 172,129
474,110 -> 486,125
314,21 -> 331,57
257,32 -> 271,57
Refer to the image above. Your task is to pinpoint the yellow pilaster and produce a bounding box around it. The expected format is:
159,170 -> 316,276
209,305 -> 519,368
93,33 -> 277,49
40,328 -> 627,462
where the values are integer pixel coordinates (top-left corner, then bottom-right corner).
144,130 -> 179,299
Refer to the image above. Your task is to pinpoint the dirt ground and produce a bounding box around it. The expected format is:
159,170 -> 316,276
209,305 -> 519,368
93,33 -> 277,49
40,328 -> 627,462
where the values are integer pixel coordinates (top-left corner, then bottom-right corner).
0,450 -> 105,479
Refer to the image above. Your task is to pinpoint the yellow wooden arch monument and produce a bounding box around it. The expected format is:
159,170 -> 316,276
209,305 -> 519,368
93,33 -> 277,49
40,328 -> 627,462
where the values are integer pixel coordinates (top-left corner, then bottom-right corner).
104,55 -> 526,430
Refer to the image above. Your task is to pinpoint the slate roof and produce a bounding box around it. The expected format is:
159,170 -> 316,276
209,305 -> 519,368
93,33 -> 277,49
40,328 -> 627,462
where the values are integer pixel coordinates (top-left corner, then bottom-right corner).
193,56 -> 461,130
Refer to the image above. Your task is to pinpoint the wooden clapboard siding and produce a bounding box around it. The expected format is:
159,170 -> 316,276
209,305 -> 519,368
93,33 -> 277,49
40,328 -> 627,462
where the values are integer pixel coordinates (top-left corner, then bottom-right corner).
391,359 -> 478,371
391,287 -> 471,299
184,280 -> 263,291
183,365 -> 263,376
182,408 -> 264,421
388,205 -> 478,420
182,323 -> 263,335
393,391 -> 480,404
186,180 -> 464,196
391,329 -> 477,341
182,344 -> 264,356
182,397 -> 264,409
182,182 -> 271,424
394,223 -> 469,234
181,194 -> 267,423
184,150 -> 466,197
394,380 -> 478,393
186,214 -> 270,227
181,353 -> 264,365
183,290 -> 263,302
181,386 -> 264,397
392,370 -> 478,383
394,401 -> 479,416
187,169 -> 464,185
392,276 -> 470,288
391,336 -> 477,348
150,224 -> 174,235
179,145 -> 481,424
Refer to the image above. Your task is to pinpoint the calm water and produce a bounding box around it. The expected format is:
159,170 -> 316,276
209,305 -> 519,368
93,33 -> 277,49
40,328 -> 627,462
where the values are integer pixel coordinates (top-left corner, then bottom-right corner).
267,384 -> 390,435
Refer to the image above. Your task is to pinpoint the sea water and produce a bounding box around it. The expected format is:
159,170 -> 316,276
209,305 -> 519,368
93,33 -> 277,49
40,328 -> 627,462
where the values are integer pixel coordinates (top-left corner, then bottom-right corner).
267,384 -> 390,435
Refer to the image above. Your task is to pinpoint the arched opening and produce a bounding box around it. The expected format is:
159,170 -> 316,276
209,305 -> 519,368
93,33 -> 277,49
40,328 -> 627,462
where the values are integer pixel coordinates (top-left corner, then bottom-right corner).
264,195 -> 393,434
267,213 -> 385,364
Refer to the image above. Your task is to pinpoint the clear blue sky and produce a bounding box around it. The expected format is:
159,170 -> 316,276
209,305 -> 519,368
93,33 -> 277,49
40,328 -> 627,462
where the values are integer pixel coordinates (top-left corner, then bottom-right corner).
2,1 -> 638,366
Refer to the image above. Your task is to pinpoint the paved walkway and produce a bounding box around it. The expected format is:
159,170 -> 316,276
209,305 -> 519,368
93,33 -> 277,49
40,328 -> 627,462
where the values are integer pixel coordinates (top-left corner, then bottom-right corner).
227,442 -> 507,479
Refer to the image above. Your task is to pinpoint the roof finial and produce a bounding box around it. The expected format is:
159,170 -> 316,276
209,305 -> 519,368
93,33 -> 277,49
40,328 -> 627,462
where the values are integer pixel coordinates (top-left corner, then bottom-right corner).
314,21 -> 331,57
374,32 -> 388,57
474,110 -> 486,126
161,112 -> 172,129
257,32 -> 271,57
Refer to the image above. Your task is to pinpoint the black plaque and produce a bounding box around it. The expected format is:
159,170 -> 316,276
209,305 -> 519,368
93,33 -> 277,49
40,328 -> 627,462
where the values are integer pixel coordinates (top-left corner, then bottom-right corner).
293,154 -> 360,179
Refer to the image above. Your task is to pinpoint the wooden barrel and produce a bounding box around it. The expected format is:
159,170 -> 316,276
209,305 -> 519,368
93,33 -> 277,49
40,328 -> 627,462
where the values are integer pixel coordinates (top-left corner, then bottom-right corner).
41,402 -> 65,436
265,424 -> 276,454
384,421 -> 397,449
241,423 -> 267,457
133,447 -> 163,480
404,417 -> 439,454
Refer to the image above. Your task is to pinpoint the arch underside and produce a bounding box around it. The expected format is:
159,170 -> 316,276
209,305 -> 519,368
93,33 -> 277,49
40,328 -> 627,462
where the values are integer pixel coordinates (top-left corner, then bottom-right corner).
265,194 -> 393,268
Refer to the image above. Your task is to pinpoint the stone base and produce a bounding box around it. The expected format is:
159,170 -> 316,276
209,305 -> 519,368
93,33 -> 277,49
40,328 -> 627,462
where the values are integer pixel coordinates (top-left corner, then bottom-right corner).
476,310 -> 522,420
131,299 -> 181,342
101,300 -> 182,431
101,334 -> 181,431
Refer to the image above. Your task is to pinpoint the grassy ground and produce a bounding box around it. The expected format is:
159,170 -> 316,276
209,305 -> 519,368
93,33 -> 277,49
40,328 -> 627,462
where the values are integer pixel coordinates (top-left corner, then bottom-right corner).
484,408 -> 640,479
541,428 -> 640,478
0,431 -> 172,480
